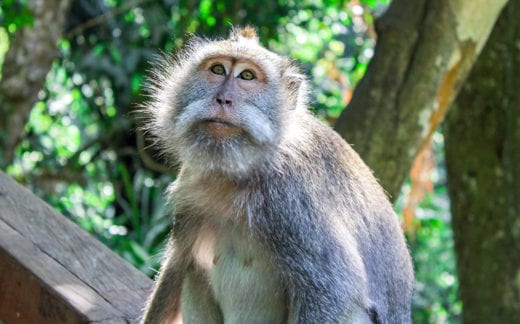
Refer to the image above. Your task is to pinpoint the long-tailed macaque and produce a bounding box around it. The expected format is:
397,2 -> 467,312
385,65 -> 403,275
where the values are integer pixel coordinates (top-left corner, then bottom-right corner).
141,27 -> 414,324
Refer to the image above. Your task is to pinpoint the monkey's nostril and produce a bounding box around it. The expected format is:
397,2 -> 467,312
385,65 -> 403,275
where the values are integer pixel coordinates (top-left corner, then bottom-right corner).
215,96 -> 232,106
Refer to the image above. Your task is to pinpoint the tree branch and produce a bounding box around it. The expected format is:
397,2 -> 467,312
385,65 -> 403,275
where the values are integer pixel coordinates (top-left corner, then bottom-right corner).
0,0 -> 72,167
65,0 -> 148,39
334,0 -> 509,200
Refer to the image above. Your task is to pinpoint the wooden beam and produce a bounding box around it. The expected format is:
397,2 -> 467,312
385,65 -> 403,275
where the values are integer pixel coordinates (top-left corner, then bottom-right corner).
0,171 -> 153,323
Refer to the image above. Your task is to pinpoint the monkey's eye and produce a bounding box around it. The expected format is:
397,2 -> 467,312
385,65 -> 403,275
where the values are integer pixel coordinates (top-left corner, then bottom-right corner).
210,64 -> 226,75
239,70 -> 255,81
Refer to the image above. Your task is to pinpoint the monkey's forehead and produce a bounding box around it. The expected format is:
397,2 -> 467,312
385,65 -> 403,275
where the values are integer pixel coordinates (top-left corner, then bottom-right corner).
189,38 -> 283,77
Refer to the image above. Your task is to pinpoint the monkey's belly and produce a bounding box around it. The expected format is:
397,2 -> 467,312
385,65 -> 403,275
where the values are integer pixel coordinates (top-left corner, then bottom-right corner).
185,227 -> 287,324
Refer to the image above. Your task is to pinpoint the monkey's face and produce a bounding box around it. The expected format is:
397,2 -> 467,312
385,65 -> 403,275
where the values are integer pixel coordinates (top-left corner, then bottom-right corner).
180,55 -> 279,145
152,39 -> 291,177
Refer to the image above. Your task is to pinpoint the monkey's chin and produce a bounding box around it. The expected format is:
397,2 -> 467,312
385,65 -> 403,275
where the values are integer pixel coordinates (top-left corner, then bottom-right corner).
200,120 -> 242,140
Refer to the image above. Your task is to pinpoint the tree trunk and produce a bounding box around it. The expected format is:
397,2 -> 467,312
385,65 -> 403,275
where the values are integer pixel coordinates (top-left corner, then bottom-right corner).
444,1 -> 520,321
334,0 -> 508,200
0,0 -> 71,166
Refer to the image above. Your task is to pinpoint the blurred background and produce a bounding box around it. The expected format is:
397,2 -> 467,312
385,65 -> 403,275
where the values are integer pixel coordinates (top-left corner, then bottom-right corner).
1,0 -> 517,323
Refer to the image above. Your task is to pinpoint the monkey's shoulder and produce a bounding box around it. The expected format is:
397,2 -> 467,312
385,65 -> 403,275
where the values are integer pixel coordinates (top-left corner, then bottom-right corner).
264,115 -> 394,219
280,115 -> 378,186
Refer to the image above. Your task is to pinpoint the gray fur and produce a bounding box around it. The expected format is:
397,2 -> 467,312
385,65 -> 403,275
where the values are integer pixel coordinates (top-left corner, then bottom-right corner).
141,28 -> 414,324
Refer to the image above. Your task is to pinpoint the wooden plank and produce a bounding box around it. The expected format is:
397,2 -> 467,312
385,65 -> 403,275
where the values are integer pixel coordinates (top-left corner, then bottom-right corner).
0,172 -> 153,323
0,220 -> 111,323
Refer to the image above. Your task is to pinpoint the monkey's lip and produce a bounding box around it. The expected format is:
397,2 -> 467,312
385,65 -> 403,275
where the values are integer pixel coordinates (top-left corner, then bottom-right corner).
200,118 -> 241,139
200,118 -> 237,128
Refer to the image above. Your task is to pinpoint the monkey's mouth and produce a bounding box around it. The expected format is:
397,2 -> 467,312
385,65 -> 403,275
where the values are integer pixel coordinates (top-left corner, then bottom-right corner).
199,118 -> 241,139
201,118 -> 237,128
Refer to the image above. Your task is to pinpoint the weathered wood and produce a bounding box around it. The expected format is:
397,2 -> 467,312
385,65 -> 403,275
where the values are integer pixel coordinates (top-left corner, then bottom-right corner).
0,171 -> 153,323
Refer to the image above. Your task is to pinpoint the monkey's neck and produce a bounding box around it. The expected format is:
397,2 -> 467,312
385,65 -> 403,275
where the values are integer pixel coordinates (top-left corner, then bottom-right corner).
180,157 -> 273,185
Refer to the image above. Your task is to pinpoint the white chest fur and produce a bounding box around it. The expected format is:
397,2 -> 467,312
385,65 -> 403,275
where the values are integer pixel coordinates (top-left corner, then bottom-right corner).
189,220 -> 287,323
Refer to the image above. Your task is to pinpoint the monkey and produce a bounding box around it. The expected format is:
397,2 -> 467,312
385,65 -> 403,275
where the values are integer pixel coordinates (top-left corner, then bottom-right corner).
140,26 -> 414,324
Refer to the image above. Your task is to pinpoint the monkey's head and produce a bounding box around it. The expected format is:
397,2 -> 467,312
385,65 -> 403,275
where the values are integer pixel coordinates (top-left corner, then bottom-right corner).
147,27 -> 309,177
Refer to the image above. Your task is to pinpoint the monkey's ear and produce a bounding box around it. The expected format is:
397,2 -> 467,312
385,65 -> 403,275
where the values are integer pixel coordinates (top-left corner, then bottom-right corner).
286,74 -> 303,94
229,26 -> 259,42
284,73 -> 306,110
280,57 -> 307,110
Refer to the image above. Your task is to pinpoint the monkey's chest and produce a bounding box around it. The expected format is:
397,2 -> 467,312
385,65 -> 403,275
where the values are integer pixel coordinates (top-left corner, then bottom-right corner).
189,223 -> 287,323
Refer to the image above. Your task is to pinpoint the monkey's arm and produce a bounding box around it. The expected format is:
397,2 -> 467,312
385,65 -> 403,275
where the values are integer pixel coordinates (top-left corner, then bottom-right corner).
282,227 -> 371,323
141,240 -> 184,324
257,179 -> 372,323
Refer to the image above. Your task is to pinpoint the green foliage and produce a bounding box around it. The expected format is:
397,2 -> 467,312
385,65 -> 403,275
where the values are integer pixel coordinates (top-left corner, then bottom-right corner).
0,0 -> 34,32
3,0 -> 460,321
271,1 -> 375,119
412,215 -> 462,323
0,28 -> 9,78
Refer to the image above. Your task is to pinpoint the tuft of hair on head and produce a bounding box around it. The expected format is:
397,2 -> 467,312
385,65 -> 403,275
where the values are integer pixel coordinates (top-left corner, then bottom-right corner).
229,25 -> 259,42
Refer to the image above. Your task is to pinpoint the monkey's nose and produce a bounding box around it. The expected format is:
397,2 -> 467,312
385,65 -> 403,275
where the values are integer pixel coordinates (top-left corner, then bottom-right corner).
216,97 -> 232,106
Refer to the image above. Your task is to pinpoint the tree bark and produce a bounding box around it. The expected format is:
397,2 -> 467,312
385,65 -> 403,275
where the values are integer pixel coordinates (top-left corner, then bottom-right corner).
334,0 -> 508,200
444,0 -> 520,321
0,0 -> 71,166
